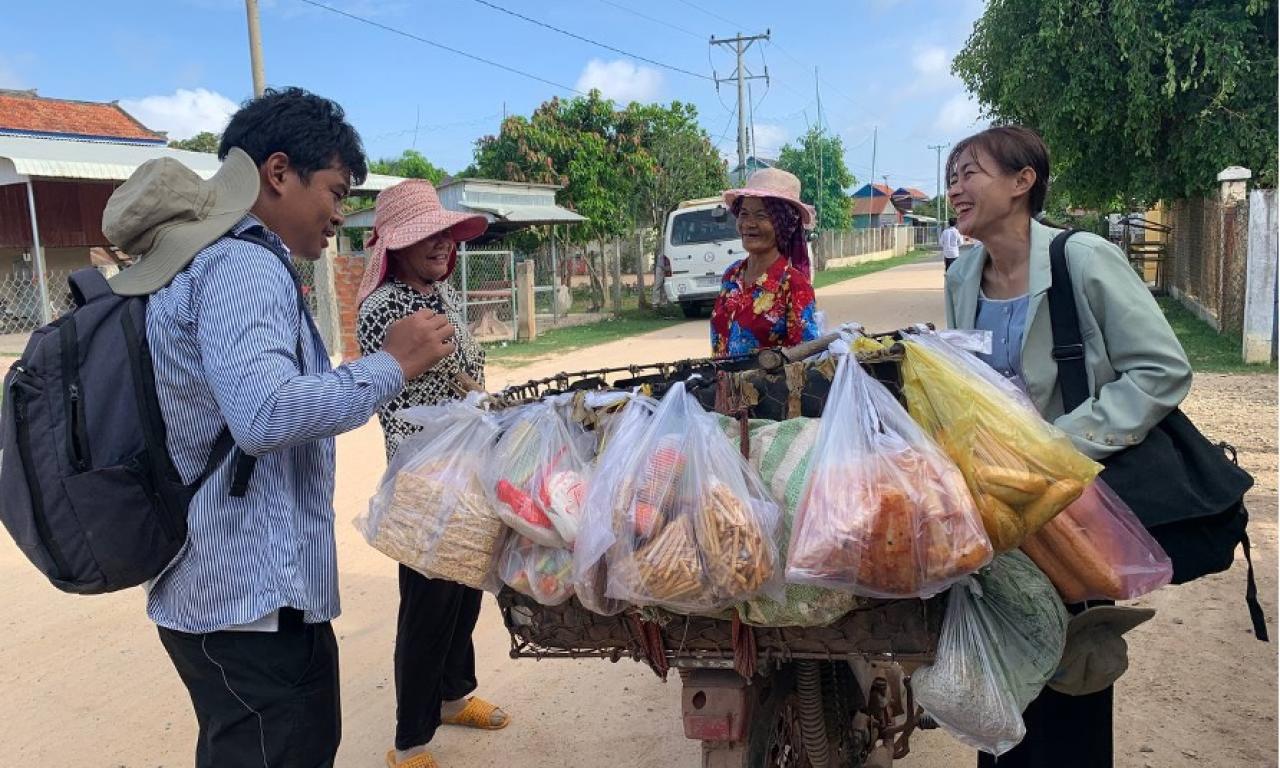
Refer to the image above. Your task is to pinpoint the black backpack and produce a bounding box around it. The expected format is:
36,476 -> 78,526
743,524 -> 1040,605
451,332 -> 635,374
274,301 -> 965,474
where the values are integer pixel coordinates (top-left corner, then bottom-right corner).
1046,230 -> 1267,640
0,232 -> 290,594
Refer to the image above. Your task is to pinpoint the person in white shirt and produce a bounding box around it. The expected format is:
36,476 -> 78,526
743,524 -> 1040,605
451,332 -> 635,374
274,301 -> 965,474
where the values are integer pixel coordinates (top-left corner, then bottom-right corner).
941,217 -> 962,271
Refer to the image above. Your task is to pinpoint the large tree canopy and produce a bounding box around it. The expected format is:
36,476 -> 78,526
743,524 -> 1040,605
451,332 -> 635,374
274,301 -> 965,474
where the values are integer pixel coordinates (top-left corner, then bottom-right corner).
953,0 -> 1277,207
370,149 -> 448,185
776,128 -> 856,230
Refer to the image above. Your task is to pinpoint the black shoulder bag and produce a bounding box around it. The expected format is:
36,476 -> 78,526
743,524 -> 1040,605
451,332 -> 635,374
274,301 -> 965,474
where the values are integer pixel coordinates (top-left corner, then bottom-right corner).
1047,230 -> 1267,640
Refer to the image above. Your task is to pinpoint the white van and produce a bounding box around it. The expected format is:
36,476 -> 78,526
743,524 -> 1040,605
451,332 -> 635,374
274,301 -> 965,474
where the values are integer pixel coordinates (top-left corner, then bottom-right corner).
659,197 -> 743,318
659,197 -> 815,319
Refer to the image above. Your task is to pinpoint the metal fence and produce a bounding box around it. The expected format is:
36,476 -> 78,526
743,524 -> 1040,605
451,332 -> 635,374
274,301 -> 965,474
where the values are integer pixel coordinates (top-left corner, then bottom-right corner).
0,267 -> 76,335
1166,196 -> 1250,334
451,245 -> 517,341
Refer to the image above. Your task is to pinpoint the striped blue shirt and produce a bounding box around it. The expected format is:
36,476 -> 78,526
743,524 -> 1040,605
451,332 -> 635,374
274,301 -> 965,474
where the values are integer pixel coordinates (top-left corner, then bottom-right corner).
145,216 -> 404,633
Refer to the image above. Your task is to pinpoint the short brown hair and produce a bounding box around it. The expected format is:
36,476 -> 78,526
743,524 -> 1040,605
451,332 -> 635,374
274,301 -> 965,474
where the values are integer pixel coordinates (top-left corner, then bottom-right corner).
947,126 -> 1050,215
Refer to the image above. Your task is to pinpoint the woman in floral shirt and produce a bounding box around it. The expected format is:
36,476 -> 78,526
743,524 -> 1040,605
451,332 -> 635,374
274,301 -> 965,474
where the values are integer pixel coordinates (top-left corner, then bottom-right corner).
711,168 -> 821,357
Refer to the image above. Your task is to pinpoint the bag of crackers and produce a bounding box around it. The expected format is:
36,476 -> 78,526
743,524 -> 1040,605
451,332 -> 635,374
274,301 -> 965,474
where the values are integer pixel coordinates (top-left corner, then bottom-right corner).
601,382 -> 784,614
497,530 -> 576,606
900,331 -> 1102,552
786,346 -> 993,598
357,398 -> 505,591
574,393 -> 658,616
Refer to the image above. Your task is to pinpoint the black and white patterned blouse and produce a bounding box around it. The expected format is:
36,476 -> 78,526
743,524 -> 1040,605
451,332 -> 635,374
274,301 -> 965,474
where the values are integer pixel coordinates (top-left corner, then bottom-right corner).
357,277 -> 486,460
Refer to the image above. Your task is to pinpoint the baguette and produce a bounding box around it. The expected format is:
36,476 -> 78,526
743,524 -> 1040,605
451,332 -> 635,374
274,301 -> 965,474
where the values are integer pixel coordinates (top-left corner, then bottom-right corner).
1036,511 -> 1125,597
1022,479 -> 1086,533
975,465 -> 1050,498
1021,528 -> 1090,603
978,493 -> 1026,551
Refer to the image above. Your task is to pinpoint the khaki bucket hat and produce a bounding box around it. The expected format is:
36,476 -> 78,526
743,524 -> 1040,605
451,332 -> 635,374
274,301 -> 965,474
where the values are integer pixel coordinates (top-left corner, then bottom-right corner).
1047,605 -> 1155,696
104,147 -> 260,296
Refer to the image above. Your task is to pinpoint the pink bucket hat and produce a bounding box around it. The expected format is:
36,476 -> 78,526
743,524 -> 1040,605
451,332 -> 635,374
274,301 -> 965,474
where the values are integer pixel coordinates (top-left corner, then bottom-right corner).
722,167 -> 816,229
357,179 -> 488,306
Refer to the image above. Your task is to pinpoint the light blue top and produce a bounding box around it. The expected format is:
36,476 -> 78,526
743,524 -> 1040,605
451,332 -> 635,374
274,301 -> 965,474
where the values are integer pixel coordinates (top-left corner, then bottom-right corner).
974,290 -> 1029,380
144,216 -> 405,633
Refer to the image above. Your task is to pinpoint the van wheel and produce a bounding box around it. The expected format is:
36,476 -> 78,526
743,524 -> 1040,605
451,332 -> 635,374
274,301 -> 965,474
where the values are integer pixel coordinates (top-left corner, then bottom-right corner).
680,302 -> 703,319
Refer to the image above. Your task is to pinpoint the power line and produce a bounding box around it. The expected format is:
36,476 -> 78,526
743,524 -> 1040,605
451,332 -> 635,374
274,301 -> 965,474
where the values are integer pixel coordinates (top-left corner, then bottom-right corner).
296,0 -> 583,95
593,0 -> 705,40
669,0 -> 738,28
364,113 -> 503,143
470,0 -> 712,81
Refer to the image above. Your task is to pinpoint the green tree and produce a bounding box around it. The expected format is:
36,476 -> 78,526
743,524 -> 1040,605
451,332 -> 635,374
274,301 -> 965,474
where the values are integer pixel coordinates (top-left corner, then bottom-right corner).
953,0 -> 1277,206
168,131 -> 220,153
776,128 -> 856,230
370,149 -> 448,184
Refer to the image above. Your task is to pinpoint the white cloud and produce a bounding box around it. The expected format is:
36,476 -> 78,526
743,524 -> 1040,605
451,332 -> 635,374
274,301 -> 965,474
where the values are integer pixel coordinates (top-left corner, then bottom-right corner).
751,123 -> 788,159
913,46 -> 950,77
935,92 -> 982,133
119,88 -> 238,140
574,59 -> 662,103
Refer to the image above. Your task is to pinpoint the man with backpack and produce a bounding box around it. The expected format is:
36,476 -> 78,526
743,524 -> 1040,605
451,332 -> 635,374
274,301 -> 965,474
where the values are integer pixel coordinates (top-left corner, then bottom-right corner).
101,88 -> 455,767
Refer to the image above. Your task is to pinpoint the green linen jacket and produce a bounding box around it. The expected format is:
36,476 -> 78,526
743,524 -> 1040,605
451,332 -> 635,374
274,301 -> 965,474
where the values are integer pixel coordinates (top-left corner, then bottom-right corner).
944,218 -> 1192,460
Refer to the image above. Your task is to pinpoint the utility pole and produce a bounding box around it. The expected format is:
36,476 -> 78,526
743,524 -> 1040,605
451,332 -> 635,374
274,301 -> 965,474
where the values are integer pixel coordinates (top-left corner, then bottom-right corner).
711,31 -> 770,183
814,67 -> 823,229
928,143 -> 949,243
245,0 -> 266,97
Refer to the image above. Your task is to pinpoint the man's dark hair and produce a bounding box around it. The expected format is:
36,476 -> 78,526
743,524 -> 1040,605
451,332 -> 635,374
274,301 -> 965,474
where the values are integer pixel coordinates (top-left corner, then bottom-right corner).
219,87 -> 368,185
946,125 -> 1050,215
948,217 -> 957,227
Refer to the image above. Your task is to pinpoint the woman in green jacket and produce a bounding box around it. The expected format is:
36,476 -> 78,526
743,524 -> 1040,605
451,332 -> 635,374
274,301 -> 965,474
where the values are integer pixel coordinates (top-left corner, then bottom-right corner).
942,126 -> 1191,767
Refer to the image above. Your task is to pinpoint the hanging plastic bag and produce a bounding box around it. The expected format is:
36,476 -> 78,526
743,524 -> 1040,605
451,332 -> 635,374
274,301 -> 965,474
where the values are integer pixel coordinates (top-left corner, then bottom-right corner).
912,551 -> 1069,756
712,415 -> 866,626
603,382 -> 783,614
901,331 -> 1102,552
497,531 -> 575,606
357,399 -> 504,592
786,351 -> 992,598
1021,480 -> 1172,603
571,394 -> 658,615
487,402 -> 593,549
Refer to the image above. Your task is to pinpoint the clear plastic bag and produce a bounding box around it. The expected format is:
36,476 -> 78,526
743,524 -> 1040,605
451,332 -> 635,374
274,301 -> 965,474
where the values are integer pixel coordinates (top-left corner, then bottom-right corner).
717,415 -> 865,627
356,399 -> 505,592
786,352 -> 993,598
497,531 -> 575,606
602,382 -> 784,614
1021,479 -> 1173,602
901,331 -> 1103,552
486,402 -> 593,549
912,551 -> 1069,756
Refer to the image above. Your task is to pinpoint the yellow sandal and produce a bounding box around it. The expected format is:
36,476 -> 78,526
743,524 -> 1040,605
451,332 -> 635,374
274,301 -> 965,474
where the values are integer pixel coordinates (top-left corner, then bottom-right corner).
386,749 -> 439,768
440,696 -> 510,730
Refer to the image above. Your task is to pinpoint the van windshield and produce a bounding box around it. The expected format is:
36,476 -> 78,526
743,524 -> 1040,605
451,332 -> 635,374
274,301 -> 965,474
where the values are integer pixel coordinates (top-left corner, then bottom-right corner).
670,209 -> 740,246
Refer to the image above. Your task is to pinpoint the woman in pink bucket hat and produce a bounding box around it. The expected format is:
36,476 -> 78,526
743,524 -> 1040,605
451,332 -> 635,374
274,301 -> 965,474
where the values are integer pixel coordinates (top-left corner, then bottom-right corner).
710,167 -> 821,357
355,180 -> 510,768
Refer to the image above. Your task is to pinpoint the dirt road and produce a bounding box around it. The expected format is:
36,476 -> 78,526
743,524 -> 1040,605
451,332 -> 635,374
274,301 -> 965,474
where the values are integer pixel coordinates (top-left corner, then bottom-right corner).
0,258 -> 1274,767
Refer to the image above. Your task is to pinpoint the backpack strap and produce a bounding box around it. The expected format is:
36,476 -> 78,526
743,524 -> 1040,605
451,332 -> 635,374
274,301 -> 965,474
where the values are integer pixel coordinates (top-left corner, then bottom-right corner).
1046,230 -> 1090,413
1046,230 -> 1268,641
215,227 -> 311,498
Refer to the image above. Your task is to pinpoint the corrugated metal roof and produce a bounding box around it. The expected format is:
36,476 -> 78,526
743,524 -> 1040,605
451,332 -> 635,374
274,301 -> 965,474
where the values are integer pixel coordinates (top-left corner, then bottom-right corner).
459,201 -> 587,224
0,135 -> 402,193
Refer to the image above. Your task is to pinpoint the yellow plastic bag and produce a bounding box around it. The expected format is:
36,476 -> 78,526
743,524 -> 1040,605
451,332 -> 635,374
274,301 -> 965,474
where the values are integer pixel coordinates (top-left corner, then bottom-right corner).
901,333 -> 1101,552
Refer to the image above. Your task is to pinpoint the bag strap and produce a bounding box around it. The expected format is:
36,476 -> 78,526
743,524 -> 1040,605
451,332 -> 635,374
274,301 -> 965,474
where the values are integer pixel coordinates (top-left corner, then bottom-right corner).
216,228 -> 311,498
1046,230 -> 1090,413
1046,230 -> 1268,642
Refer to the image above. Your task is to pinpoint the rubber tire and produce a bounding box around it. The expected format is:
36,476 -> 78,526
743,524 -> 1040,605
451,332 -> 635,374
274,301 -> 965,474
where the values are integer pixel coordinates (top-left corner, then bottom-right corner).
680,301 -> 704,319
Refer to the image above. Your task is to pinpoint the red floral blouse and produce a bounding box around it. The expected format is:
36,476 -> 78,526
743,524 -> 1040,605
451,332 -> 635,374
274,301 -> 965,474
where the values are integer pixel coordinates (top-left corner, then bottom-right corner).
710,257 -> 819,357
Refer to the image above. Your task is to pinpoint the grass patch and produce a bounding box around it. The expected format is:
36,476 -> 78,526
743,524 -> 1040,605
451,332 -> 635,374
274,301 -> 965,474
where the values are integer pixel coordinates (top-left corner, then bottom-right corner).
1157,297 -> 1276,374
484,305 -> 684,365
812,249 -> 934,290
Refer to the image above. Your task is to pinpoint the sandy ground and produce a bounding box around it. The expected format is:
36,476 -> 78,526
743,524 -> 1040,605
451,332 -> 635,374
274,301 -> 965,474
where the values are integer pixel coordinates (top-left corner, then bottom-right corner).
0,256 -> 1275,768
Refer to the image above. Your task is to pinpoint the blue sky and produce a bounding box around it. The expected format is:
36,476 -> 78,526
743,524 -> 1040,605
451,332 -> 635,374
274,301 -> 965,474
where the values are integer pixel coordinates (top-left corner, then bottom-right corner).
2,0 -> 989,194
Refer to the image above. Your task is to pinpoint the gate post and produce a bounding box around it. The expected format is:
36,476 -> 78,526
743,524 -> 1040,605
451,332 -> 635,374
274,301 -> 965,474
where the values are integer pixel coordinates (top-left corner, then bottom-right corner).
516,260 -> 537,341
1243,188 -> 1278,363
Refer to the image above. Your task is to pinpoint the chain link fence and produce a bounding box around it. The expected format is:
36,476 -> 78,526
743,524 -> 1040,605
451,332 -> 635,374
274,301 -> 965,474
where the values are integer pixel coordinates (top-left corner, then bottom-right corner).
451,246 -> 517,342
1167,197 -> 1250,334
